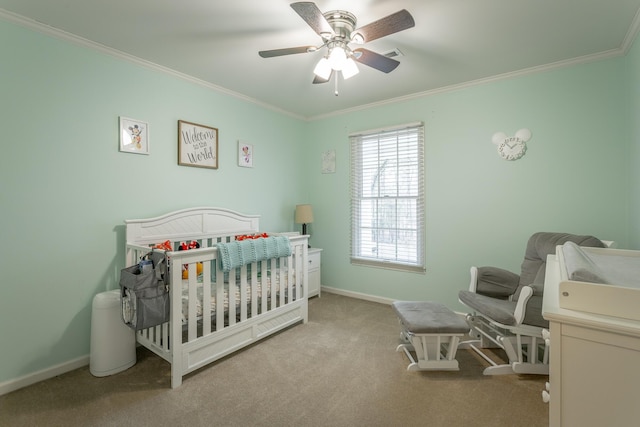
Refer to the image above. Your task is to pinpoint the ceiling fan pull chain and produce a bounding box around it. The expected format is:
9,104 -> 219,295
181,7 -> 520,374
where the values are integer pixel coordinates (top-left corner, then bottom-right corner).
334,73 -> 339,96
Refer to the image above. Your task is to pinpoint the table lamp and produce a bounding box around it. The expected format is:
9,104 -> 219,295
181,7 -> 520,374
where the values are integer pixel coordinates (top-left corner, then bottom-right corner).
295,204 -> 314,244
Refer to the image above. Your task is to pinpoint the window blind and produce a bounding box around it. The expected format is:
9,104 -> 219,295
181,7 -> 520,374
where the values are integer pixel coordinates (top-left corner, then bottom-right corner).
350,122 -> 425,272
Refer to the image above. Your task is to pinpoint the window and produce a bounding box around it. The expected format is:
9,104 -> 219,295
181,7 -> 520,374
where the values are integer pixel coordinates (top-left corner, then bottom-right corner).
350,122 -> 425,272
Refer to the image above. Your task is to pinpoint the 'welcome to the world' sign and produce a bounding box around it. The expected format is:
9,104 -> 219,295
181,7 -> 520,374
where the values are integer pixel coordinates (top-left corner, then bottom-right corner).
178,120 -> 218,169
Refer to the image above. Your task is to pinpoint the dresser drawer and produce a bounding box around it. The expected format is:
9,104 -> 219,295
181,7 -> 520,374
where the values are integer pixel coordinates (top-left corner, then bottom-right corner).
308,251 -> 321,270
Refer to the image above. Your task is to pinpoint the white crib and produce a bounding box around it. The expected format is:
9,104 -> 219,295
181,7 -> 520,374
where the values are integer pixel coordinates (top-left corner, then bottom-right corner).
124,207 -> 308,388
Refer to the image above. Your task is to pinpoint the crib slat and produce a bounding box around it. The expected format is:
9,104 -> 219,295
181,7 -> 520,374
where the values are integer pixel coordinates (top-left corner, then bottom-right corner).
240,265 -> 248,322
278,258 -> 285,307
188,264 -> 198,342
261,261 -> 268,314
296,242 -> 309,300
202,260 -> 212,336
152,325 -> 161,348
251,262 -> 258,318
162,323 -> 169,350
216,266 -> 224,331
291,245 -> 298,301
229,268 -> 236,326
286,254 -> 293,302
270,258 -> 277,310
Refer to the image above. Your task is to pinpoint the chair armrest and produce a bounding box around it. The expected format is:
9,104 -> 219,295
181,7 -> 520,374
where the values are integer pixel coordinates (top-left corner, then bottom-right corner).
469,266 -> 520,299
513,286 -> 534,325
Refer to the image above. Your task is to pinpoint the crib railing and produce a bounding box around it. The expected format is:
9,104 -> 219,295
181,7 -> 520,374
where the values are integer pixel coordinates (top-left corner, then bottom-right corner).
124,235 -> 308,363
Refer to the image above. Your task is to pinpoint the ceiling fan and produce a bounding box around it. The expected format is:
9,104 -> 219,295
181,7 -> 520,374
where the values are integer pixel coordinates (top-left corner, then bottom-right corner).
258,2 -> 415,84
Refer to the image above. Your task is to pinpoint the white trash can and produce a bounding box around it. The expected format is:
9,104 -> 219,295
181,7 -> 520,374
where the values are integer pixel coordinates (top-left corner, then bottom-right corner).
90,289 -> 136,376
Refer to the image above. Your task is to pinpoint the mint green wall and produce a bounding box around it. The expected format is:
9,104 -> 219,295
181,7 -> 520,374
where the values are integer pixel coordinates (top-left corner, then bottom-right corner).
1,16 -> 637,388
0,20 -> 307,384
627,33 -> 640,248
305,58 -> 630,310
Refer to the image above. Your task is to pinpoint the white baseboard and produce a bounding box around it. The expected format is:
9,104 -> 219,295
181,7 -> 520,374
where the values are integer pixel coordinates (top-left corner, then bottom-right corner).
0,355 -> 89,396
321,286 -> 468,318
321,286 -> 395,305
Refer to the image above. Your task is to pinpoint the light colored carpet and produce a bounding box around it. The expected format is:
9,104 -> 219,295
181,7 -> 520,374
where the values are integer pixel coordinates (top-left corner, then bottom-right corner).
0,293 -> 549,426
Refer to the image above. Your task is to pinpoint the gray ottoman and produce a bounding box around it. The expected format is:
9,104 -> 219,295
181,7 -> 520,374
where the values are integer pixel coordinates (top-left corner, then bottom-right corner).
392,301 -> 469,371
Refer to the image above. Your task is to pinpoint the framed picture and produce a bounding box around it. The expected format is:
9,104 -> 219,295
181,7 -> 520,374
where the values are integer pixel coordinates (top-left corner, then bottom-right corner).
322,149 -> 336,173
119,117 -> 149,154
238,141 -> 253,167
178,120 -> 218,169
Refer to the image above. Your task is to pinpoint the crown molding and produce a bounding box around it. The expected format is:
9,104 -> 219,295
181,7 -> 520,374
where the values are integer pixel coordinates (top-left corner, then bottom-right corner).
622,5 -> 640,54
307,7 -> 640,120
309,47 -> 625,121
2,6 -> 637,123
0,8 -> 305,121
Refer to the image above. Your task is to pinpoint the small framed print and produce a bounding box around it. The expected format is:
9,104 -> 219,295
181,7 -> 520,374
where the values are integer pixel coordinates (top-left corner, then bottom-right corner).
178,120 -> 218,169
238,141 -> 253,168
119,117 -> 149,155
322,149 -> 336,173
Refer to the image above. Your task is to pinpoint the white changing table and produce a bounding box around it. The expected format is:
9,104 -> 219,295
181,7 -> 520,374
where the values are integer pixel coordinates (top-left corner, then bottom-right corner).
543,252 -> 640,427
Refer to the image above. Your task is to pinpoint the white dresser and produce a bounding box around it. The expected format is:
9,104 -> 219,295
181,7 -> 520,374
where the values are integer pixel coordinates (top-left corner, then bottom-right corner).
307,248 -> 322,297
272,233 -> 321,298
542,253 -> 640,427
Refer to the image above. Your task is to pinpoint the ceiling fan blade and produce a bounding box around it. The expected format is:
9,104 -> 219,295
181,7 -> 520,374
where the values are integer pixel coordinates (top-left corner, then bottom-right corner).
291,2 -> 335,38
259,46 -> 315,58
312,70 -> 333,84
352,48 -> 400,73
351,9 -> 415,43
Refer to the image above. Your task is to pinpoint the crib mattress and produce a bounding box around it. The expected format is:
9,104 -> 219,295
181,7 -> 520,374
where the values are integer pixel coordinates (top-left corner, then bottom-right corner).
180,270 -> 294,323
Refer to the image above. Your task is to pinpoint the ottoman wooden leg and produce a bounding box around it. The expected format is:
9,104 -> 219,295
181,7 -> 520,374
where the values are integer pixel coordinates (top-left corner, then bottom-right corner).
392,301 -> 470,372
396,332 -> 463,371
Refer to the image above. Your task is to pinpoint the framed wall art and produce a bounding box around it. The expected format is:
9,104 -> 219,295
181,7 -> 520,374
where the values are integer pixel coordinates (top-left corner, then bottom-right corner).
322,149 -> 336,173
119,116 -> 149,155
178,120 -> 218,169
238,141 -> 253,168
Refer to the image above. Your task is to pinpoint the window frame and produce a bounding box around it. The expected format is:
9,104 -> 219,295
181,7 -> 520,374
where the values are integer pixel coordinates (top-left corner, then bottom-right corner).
349,122 -> 425,273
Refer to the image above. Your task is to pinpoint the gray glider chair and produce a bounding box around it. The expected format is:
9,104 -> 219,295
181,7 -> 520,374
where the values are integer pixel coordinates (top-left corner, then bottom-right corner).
458,232 -> 605,375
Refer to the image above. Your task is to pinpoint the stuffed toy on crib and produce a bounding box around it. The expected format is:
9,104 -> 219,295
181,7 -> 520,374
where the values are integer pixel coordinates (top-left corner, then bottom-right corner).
179,241 -> 202,279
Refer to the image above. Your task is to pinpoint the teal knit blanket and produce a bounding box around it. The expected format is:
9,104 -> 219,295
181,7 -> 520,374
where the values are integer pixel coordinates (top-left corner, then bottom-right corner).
217,236 -> 292,272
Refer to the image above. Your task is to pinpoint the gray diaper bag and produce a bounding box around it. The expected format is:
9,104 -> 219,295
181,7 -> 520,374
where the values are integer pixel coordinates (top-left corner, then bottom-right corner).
120,251 -> 170,330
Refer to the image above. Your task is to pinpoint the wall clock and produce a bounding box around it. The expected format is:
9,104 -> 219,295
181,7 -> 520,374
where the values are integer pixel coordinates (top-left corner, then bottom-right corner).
492,129 -> 532,161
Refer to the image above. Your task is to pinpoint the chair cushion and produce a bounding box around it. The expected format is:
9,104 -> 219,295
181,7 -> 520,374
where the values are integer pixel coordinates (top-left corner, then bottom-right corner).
458,290 -> 518,326
392,301 -> 469,334
475,266 -> 520,299
516,232 -> 605,299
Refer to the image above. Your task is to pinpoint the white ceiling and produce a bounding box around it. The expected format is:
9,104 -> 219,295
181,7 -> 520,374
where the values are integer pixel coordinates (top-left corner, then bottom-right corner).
1,0 -> 639,119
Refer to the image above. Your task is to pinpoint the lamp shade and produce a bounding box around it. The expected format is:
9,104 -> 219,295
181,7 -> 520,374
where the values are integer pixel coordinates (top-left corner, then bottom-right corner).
328,46 -> 348,70
342,57 -> 359,79
313,57 -> 332,80
295,204 -> 314,224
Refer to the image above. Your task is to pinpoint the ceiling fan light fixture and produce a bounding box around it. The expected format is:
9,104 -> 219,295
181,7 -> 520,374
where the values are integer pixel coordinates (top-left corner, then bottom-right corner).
259,3 -> 415,86
328,45 -> 348,70
313,57 -> 332,80
342,57 -> 359,79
